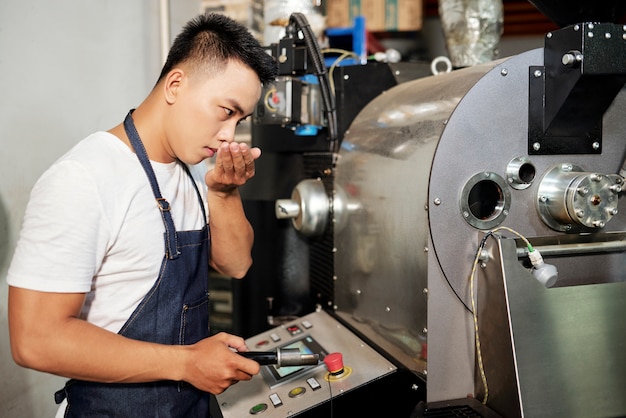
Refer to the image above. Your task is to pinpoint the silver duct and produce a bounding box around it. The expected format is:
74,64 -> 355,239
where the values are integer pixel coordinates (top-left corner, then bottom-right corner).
438,0 -> 504,67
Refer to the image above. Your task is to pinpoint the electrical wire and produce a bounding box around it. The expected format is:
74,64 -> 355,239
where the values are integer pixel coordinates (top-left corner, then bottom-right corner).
321,48 -> 358,95
327,376 -> 334,418
469,226 -> 533,405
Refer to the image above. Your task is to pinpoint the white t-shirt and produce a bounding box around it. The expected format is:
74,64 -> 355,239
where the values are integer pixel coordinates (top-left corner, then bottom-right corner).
7,131 -> 209,334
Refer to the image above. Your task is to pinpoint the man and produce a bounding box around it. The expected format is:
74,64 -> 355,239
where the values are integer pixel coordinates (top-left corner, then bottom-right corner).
7,13 -> 277,417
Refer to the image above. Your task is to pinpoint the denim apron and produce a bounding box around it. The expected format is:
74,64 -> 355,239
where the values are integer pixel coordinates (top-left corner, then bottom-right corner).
55,111 -> 211,417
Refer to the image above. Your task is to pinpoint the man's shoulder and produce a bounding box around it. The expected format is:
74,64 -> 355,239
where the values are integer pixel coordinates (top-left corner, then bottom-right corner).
68,131 -> 130,161
55,132 -> 138,176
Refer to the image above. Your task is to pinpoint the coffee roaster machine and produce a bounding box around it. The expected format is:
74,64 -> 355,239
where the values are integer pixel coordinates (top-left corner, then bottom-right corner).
215,2 -> 626,417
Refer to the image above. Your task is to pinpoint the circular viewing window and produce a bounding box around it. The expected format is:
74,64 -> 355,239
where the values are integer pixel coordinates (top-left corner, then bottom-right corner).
460,172 -> 511,229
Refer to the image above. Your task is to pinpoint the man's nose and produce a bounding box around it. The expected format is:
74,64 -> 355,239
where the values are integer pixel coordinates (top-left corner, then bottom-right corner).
218,125 -> 237,143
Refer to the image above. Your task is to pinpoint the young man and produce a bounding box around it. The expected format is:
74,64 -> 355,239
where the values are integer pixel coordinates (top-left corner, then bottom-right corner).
7,13 -> 277,417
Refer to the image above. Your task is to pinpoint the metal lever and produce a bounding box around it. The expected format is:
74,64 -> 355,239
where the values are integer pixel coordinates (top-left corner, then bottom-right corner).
239,348 -> 319,368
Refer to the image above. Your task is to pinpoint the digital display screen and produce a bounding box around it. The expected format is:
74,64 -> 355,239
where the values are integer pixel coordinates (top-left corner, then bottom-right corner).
264,335 -> 327,384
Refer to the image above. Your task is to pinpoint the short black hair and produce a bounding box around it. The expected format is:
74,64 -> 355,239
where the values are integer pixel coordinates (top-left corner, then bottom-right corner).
157,13 -> 277,85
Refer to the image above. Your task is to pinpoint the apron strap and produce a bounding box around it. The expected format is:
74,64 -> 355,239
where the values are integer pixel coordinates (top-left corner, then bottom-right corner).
123,110 -> 180,259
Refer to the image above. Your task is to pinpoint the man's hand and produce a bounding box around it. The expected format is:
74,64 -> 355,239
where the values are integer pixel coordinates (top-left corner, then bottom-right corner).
204,141 -> 259,278
206,142 -> 261,194
183,332 -> 261,394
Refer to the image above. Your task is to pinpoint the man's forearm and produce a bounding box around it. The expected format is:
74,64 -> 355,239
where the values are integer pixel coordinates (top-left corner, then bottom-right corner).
10,296 -> 187,383
207,188 -> 254,278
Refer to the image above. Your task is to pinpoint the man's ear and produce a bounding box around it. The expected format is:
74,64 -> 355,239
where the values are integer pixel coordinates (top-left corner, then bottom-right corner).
163,68 -> 185,104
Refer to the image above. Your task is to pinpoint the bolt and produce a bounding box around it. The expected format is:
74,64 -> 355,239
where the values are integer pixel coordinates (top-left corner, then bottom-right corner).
578,187 -> 589,196
533,142 -> 541,151
434,198 -> 442,205
533,69 -> 542,78
611,184 -> 622,193
588,32 -> 594,38
576,209 -> 584,218
539,195 -> 548,203
501,68 -> 508,76
561,163 -> 573,171
385,307 -> 391,312
463,211 -> 469,218
605,32 -> 612,39
610,208 -> 619,216
574,25 -> 580,31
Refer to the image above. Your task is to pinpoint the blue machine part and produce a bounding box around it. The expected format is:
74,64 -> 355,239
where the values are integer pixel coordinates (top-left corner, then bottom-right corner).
325,15 -> 367,67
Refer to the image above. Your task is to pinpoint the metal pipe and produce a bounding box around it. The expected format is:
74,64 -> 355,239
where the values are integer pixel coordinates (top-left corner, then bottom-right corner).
239,348 -> 320,367
517,239 -> 626,258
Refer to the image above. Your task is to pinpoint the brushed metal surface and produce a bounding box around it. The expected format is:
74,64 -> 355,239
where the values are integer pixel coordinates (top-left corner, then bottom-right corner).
480,237 -> 626,417
215,310 -> 396,418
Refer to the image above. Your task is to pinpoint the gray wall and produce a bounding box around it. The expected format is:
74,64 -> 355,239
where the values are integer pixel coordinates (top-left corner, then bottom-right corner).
0,1 -> 200,416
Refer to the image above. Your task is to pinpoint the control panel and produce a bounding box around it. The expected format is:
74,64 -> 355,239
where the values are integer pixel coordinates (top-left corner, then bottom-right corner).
215,310 -> 397,417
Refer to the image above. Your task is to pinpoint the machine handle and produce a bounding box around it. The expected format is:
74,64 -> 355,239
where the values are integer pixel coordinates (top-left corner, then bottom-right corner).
239,348 -> 320,367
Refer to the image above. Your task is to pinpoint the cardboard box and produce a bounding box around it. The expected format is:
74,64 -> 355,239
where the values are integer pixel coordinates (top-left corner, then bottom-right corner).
202,0 -> 251,25
326,0 -> 422,32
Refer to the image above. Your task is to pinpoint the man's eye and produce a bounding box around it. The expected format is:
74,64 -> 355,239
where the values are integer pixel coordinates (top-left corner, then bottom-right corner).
223,108 -> 234,116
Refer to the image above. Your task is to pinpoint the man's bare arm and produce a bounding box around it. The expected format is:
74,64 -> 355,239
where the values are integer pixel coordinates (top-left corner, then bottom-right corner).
8,286 -> 259,394
205,142 -> 260,278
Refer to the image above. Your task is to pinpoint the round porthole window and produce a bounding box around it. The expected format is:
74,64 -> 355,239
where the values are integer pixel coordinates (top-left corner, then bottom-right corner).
460,172 -> 511,229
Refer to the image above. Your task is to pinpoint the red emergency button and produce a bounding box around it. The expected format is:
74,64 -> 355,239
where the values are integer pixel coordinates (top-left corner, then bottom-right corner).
323,352 -> 344,375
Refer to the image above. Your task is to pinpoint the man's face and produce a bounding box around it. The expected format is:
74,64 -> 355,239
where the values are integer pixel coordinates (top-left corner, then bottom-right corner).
165,60 -> 262,165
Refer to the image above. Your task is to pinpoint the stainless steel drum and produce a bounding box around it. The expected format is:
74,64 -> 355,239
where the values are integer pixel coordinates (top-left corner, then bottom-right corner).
331,46 -> 626,417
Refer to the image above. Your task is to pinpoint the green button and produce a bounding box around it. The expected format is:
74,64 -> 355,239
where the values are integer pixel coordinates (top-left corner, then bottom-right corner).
250,403 -> 268,415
